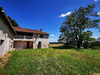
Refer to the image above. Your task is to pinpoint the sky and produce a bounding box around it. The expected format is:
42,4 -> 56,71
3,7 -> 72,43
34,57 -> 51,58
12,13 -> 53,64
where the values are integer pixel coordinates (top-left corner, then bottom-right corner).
0,0 -> 100,42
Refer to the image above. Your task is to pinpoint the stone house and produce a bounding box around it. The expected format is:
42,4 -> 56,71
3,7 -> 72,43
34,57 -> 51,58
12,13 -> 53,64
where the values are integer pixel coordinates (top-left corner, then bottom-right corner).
0,7 -> 16,56
0,7 -> 49,56
13,27 -> 49,49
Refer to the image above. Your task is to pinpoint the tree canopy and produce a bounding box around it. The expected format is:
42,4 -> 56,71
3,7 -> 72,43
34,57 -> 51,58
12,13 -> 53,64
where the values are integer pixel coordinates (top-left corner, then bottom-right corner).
8,16 -> 19,27
82,30 -> 93,48
59,4 -> 100,48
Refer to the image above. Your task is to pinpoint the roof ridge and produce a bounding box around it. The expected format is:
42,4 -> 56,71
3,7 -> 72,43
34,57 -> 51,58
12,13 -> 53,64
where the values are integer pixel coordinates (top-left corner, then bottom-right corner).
14,26 -> 40,32
13,26 -> 49,35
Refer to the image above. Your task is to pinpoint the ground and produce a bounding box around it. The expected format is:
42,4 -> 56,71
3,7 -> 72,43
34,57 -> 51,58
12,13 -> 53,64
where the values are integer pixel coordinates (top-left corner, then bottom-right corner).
0,44 -> 100,75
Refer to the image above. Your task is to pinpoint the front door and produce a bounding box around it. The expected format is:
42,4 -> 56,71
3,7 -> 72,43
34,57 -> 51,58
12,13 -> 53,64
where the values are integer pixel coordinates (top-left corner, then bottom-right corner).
27,42 -> 30,48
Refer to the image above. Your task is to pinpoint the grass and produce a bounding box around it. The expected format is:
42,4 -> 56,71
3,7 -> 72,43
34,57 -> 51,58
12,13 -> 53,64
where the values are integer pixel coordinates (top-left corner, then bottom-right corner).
0,45 -> 100,75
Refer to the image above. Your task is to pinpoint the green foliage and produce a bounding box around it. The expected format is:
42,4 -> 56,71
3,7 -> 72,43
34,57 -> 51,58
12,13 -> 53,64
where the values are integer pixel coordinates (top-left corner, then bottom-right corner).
0,48 -> 100,75
82,30 -> 93,48
59,4 -> 100,48
50,42 -> 63,44
90,41 -> 100,49
97,37 -> 100,42
8,16 -> 19,27
92,46 -> 100,49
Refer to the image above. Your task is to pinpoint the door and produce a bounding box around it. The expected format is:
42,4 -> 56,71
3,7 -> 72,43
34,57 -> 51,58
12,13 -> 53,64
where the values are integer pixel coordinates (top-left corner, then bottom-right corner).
38,41 -> 41,49
27,42 -> 30,48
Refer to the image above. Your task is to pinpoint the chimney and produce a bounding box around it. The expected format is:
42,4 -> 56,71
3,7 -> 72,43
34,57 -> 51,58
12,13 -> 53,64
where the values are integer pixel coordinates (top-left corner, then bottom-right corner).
40,29 -> 43,32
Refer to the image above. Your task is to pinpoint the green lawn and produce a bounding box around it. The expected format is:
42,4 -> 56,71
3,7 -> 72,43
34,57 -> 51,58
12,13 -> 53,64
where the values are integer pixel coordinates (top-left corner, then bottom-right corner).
0,47 -> 100,75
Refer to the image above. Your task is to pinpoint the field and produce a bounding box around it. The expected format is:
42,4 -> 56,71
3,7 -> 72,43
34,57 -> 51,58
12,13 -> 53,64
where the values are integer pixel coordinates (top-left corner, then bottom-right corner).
0,44 -> 100,75
49,44 -> 64,47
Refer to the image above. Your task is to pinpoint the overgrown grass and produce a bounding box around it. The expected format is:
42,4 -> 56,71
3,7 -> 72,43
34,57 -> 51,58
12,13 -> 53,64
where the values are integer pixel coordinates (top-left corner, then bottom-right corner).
0,46 -> 100,75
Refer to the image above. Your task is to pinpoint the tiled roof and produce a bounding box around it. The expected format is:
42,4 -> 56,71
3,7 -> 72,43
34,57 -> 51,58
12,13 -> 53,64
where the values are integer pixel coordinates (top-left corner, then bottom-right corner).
13,27 -> 49,35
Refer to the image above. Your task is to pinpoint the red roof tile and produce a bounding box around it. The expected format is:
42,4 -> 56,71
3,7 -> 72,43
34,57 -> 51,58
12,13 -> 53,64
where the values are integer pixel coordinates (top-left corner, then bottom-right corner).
13,27 -> 49,35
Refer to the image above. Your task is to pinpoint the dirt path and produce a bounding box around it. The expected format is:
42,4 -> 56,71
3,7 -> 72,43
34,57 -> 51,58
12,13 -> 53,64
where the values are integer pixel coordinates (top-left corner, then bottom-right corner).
0,53 -> 12,68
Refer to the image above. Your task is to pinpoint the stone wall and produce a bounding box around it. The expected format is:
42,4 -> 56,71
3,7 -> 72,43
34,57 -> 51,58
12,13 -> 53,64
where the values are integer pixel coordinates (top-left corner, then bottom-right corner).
33,34 -> 49,49
0,15 -> 14,56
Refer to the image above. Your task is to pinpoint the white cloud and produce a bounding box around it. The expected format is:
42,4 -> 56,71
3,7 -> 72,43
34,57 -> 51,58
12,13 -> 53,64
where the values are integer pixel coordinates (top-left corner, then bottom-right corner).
59,12 -> 72,17
94,0 -> 98,2
97,12 -> 100,15
50,34 -> 55,36
49,38 -> 56,42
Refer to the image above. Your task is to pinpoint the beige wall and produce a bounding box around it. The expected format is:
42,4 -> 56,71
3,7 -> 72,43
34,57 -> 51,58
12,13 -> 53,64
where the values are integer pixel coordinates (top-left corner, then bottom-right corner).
14,41 -> 33,49
14,41 -> 26,49
33,34 -> 49,49
0,15 -> 14,56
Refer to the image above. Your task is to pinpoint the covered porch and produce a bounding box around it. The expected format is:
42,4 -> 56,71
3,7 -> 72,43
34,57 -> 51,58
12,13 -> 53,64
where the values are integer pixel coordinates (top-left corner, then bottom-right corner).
13,41 -> 33,49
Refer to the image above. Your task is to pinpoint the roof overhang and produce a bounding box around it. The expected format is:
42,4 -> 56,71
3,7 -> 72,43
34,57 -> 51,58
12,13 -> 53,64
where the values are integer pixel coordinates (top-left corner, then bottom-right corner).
0,7 -> 16,35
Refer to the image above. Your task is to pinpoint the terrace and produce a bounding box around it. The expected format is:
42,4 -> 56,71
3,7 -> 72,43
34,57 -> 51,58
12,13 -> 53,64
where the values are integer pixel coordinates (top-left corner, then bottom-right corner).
14,35 -> 34,41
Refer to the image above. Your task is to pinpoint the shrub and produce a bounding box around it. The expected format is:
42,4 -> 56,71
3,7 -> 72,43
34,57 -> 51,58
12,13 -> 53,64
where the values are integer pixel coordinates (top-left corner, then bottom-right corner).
92,46 -> 100,50
90,41 -> 100,49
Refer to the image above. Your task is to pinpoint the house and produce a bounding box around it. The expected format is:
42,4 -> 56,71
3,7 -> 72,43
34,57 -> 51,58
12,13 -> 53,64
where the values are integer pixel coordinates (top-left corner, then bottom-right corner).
13,27 -> 49,49
0,7 -> 16,56
0,7 -> 49,56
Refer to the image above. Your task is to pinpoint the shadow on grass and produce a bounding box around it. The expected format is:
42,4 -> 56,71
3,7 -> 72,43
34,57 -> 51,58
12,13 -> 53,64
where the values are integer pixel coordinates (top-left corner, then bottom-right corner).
51,46 -> 83,52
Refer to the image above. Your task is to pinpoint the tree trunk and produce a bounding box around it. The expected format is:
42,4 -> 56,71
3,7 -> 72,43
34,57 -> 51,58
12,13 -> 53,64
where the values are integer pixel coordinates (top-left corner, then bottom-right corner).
77,41 -> 81,48
77,35 -> 82,48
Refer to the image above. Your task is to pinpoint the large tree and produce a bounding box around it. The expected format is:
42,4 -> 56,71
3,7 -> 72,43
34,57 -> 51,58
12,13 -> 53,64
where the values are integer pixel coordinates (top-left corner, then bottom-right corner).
8,16 -> 19,27
59,4 -> 100,48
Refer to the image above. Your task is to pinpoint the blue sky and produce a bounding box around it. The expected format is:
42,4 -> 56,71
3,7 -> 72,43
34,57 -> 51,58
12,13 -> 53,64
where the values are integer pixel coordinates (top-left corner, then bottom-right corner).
0,0 -> 100,42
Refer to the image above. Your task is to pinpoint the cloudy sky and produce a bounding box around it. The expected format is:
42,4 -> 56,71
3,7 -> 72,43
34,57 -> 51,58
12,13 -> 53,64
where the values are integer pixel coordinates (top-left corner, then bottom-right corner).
0,0 -> 100,42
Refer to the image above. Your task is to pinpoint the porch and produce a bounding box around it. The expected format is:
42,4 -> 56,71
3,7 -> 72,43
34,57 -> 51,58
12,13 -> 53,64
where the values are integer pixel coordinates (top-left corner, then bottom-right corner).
13,41 -> 33,49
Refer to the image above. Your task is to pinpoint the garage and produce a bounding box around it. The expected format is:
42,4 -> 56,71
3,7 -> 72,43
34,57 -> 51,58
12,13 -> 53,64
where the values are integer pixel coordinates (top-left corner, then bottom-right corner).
14,41 -> 33,49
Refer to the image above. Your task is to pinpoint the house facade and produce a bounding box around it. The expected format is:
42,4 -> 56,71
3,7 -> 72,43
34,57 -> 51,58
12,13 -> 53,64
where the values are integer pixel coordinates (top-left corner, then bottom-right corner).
0,7 -> 16,56
13,27 -> 49,49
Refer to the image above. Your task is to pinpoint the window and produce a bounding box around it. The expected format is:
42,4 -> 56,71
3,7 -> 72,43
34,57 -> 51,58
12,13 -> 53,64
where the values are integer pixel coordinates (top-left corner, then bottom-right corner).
0,40 -> 4,45
11,41 -> 13,48
9,40 -> 13,49
40,34 -> 44,38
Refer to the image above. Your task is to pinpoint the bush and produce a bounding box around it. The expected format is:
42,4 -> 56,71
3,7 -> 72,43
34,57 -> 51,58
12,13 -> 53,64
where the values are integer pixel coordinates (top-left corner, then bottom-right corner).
64,43 -> 77,48
92,46 -> 100,50
90,41 -> 100,49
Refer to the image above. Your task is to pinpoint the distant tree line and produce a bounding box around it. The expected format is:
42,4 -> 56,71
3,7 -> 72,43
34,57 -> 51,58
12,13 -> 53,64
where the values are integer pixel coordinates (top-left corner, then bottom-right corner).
50,42 -> 63,44
58,4 -> 100,49
8,16 -> 19,27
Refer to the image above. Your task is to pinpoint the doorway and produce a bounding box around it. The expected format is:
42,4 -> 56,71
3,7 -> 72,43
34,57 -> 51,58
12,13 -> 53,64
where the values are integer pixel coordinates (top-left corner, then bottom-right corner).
27,42 -> 30,48
38,41 -> 41,49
